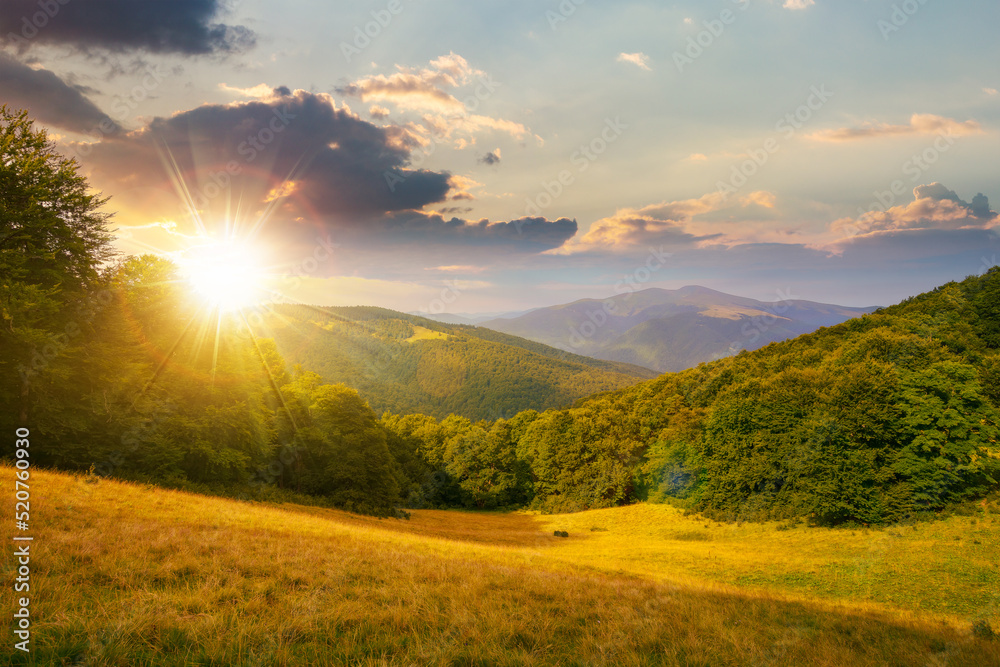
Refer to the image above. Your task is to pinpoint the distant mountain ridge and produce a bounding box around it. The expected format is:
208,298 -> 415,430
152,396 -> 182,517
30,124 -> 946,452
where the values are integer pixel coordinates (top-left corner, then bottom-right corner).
480,286 -> 878,372
263,304 -> 657,420
410,309 -> 537,325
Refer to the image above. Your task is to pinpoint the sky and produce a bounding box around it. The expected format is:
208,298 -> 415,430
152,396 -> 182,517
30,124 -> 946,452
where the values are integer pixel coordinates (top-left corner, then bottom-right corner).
2,0 -> 998,313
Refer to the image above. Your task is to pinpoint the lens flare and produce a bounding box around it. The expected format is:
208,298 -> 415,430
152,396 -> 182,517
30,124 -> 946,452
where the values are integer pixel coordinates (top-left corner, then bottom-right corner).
179,243 -> 265,311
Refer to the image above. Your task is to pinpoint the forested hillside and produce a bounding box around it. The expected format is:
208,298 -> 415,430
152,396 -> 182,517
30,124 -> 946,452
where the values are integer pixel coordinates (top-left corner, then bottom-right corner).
3,108 -> 998,524
472,271 -> 1000,522
261,304 -> 656,421
380,269 -> 1000,522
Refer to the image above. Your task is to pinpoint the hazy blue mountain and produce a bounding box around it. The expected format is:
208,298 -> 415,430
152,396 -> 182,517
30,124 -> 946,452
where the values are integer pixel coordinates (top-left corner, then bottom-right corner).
412,309 -> 538,325
480,286 -> 878,372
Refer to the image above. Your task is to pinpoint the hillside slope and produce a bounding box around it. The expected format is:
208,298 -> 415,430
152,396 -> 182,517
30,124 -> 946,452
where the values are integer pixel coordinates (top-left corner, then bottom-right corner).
5,466 -> 997,666
490,269 -> 1000,521
380,270 -> 1000,523
260,304 -> 657,420
481,286 -> 877,372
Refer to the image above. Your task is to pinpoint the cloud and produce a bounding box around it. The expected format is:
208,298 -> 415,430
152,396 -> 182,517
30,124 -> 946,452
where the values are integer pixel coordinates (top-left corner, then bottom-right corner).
783,0 -> 816,9
0,53 -> 118,134
338,72 -> 465,113
337,52 -> 482,113
831,184 -> 997,239
359,212 -> 578,252
218,83 -> 288,100
741,191 -> 777,208
448,175 -> 483,201
558,189 -> 784,254
369,105 -> 390,119
478,149 -> 501,165
617,52 -> 651,71
985,88 -> 999,96
560,193 -> 729,253
428,265 -> 485,274
67,89 -> 578,269
0,0 -> 254,55
337,53 -> 532,146
809,114 -> 983,142
114,221 -> 200,240
73,89 -> 452,220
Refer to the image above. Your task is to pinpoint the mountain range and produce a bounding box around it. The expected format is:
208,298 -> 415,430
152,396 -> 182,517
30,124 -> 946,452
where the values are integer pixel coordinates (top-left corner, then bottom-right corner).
480,286 -> 879,373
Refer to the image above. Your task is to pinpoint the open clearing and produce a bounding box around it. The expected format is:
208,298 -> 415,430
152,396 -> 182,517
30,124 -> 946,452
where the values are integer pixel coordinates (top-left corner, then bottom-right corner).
3,466 -> 998,666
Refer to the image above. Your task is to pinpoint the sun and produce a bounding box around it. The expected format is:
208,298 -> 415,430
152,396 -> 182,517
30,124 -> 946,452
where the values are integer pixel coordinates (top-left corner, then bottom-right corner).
178,242 -> 266,311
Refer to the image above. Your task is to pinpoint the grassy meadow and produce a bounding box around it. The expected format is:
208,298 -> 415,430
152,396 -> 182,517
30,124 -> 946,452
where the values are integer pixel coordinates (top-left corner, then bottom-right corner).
3,465 -> 999,666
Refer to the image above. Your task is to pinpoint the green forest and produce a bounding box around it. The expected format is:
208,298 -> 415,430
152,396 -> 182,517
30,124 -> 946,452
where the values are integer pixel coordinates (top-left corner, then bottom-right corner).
3,107 -> 999,524
261,303 -> 656,421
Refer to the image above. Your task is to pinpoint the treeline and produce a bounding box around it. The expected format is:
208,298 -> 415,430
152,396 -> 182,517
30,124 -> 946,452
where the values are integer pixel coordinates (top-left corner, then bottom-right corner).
4,108 -> 999,524
0,110 -> 393,514
394,269 -> 999,523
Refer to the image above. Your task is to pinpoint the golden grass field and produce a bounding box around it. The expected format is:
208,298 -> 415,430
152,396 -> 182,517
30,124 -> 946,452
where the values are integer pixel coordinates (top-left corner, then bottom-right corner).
2,465 -> 999,666
405,326 -> 452,343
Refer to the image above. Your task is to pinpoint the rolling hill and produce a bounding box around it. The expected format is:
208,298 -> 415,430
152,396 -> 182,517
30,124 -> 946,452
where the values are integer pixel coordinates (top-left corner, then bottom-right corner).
258,304 -> 657,420
7,465 -> 997,666
481,286 -> 878,372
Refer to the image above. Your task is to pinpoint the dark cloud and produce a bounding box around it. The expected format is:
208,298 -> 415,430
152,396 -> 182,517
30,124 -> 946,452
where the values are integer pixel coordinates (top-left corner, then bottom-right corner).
970,193 -> 993,220
368,213 -> 578,251
0,53 -> 117,134
75,90 -> 452,219
478,149 -> 501,166
74,90 -> 579,262
266,212 -> 580,277
1,0 -> 254,55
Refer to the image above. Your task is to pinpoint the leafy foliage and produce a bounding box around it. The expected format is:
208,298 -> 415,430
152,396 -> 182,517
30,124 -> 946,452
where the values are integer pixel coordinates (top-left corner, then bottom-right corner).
3,107 -> 998,524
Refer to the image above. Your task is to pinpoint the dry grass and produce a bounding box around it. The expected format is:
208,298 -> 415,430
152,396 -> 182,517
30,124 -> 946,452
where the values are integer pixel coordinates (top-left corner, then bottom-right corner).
404,326 -> 451,343
539,504 -> 1000,623
2,466 -> 998,666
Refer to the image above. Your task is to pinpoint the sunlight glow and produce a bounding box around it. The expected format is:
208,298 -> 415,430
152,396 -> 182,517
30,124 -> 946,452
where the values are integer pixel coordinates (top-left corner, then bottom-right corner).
179,242 -> 266,311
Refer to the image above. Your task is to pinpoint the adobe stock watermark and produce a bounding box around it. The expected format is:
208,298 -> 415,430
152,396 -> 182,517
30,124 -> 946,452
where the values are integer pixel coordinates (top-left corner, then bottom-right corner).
384,126 -> 450,192
93,398 -> 178,480
65,63 -> 171,159
243,438 -> 306,500
241,234 -> 337,329
840,130 -> 957,240
730,287 -> 800,352
561,246 -> 672,355
17,289 -> 115,386
878,0 -> 931,41
546,0 -> 586,30
188,105 -> 298,210
716,85 -> 833,200
340,0 -> 414,63
673,0 -> 751,73
522,117 -> 628,221
425,280 -> 464,315
383,75 -> 501,192
4,0 -> 70,46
